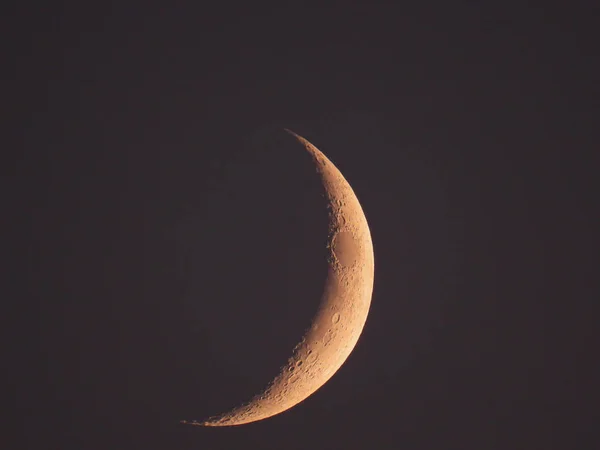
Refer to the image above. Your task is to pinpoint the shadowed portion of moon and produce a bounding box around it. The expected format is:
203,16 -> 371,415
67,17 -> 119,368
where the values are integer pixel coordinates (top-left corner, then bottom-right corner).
182,129 -> 374,427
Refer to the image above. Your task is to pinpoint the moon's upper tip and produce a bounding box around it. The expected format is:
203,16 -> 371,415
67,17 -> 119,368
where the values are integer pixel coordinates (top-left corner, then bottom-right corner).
283,128 -> 314,152
283,128 -> 299,138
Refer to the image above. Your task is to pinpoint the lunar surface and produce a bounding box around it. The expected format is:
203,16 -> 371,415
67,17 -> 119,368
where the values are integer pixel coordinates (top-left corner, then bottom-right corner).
182,130 -> 375,427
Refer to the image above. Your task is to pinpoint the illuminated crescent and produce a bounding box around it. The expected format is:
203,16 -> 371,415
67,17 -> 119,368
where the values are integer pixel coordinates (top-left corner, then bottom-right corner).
183,130 -> 375,426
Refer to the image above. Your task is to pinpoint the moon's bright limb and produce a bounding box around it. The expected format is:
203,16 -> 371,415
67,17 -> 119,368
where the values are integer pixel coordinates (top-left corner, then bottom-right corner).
183,130 -> 375,427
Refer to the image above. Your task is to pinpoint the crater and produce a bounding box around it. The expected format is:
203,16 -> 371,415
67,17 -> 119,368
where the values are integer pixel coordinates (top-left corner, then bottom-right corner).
332,231 -> 357,267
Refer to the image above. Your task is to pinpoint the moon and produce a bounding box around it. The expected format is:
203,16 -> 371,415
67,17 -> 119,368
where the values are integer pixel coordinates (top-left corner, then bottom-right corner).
183,130 -> 375,427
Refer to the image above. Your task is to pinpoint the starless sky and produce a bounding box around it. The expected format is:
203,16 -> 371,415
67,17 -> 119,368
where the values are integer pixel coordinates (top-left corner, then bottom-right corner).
6,2 -> 598,449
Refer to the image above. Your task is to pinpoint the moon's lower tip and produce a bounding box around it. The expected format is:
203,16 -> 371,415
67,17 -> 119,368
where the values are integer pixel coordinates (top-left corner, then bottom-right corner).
180,420 -> 211,427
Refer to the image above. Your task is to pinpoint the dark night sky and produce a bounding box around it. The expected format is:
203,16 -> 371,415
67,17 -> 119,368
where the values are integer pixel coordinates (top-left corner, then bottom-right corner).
6,2 -> 598,449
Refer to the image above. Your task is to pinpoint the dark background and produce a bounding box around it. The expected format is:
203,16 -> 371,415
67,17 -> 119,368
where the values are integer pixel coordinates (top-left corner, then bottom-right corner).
5,2 -> 598,449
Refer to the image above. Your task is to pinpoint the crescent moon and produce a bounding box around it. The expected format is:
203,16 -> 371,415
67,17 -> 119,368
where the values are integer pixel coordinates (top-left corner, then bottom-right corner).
184,130 -> 375,427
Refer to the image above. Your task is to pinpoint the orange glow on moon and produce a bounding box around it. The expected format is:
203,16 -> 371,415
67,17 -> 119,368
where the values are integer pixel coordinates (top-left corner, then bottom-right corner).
183,130 -> 375,427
